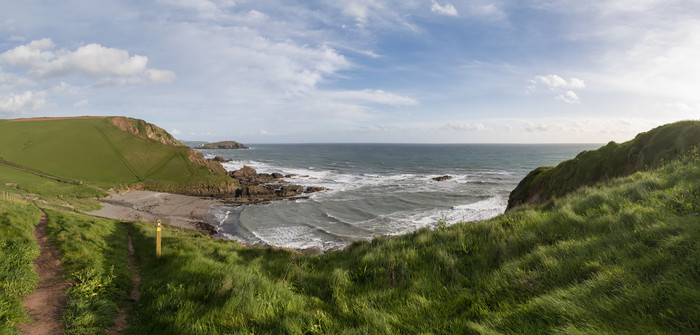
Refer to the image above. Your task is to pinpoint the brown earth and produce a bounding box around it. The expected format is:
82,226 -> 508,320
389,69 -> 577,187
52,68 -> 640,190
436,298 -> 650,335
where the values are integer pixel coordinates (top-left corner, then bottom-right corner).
107,231 -> 140,334
19,211 -> 71,335
6,116 -> 103,122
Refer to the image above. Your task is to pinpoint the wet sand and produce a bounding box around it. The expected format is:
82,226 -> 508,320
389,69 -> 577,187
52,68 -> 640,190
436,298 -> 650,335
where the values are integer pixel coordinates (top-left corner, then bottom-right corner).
89,190 -> 222,233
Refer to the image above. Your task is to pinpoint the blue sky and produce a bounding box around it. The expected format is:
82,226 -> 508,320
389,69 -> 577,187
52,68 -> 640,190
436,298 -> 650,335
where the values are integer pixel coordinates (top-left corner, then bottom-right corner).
1,0 -> 698,143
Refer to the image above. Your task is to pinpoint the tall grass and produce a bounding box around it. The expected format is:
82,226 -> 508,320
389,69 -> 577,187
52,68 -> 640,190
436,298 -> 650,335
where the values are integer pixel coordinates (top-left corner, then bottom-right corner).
119,154 -> 699,334
509,120 -> 700,209
44,210 -> 131,335
0,201 -> 42,334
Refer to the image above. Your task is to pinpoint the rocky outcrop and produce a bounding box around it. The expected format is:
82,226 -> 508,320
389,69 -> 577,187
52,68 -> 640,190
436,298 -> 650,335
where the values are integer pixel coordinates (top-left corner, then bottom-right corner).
110,117 -> 182,146
226,165 -> 325,204
432,175 -> 452,182
187,149 -> 227,174
304,186 -> 326,194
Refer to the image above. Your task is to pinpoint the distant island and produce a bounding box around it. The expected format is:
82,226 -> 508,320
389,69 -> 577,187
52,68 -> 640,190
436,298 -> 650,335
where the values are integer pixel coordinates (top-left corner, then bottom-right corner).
196,141 -> 248,149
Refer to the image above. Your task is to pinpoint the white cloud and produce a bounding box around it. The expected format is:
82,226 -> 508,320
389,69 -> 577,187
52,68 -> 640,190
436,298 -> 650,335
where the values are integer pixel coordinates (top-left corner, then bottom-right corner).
343,0 -> 383,22
0,38 -> 55,67
431,1 -> 459,17
158,0 -> 236,19
34,43 -> 148,78
54,81 -> 80,95
0,39 -> 175,85
568,77 -> 585,89
170,128 -> 182,136
444,121 -> 485,131
0,91 -> 47,113
73,99 -> 88,107
145,69 -> 176,84
555,90 -> 580,104
522,122 -> 549,132
534,74 -> 585,90
531,74 -> 586,103
323,89 -> 418,107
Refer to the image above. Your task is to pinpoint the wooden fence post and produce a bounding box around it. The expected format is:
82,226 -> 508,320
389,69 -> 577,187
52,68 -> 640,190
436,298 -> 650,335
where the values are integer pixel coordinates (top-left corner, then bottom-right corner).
156,219 -> 162,260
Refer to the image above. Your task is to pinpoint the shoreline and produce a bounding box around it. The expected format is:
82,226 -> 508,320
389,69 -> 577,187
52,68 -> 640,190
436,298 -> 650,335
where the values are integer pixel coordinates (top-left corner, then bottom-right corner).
89,190 -> 223,234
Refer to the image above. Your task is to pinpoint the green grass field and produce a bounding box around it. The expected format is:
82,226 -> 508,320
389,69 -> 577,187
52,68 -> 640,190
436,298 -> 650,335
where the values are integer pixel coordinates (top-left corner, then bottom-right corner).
0,117 -> 232,193
0,164 -> 106,212
0,201 -> 42,335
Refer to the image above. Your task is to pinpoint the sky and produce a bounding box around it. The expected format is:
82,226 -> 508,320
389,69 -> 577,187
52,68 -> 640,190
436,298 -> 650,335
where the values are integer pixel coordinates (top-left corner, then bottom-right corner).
0,0 -> 698,143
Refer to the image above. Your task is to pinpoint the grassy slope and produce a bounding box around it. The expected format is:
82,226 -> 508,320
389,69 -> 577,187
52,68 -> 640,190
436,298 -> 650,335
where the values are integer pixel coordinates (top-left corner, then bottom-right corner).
0,164 -> 106,212
44,210 -> 130,335
0,117 -> 231,192
117,152 -> 699,334
0,201 -> 42,335
508,120 -> 700,209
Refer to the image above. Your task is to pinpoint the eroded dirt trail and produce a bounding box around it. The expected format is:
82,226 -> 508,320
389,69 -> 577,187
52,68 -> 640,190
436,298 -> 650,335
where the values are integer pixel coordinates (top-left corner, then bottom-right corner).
20,211 -> 70,335
108,230 -> 140,334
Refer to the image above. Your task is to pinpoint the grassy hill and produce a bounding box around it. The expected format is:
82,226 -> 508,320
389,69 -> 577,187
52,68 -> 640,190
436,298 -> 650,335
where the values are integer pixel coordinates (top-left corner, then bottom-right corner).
0,117 -> 234,195
508,120 -> 700,210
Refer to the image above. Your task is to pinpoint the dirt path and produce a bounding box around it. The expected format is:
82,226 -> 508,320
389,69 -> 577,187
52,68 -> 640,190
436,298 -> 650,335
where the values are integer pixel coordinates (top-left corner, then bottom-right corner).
108,230 -> 140,334
19,211 -> 70,335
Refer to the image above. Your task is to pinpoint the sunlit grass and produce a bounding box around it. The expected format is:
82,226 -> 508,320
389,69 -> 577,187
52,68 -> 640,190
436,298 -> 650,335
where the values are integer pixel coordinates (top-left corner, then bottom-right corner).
0,201 -> 41,335
44,210 -> 131,335
116,153 -> 699,334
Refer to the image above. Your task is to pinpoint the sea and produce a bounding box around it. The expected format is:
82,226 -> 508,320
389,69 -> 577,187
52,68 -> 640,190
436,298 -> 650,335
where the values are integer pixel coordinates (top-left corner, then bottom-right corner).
200,143 -> 599,252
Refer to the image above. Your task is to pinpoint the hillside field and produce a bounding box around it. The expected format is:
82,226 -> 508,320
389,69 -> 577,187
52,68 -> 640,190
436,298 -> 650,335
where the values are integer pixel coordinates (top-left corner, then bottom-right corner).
0,117 -> 232,194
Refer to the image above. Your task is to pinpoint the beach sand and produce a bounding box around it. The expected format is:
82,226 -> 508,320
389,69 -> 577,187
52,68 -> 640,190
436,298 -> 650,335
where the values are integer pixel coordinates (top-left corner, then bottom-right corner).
89,190 -> 222,233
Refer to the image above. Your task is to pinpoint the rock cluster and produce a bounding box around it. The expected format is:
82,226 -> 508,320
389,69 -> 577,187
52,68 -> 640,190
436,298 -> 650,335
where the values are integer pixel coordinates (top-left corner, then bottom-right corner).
432,175 -> 453,182
226,165 -> 325,204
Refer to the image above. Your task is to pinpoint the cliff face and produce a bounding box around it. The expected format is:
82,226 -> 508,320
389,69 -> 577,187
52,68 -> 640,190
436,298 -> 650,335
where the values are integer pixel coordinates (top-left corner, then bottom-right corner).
507,120 -> 700,210
110,117 -> 182,146
187,148 -> 227,174
109,116 -> 227,175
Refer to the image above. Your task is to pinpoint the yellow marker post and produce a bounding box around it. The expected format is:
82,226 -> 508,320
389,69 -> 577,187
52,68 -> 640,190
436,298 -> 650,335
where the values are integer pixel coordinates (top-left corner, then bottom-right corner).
156,219 -> 162,260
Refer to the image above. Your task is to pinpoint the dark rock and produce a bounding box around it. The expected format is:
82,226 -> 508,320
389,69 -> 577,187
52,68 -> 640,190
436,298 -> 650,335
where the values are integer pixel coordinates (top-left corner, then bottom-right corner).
276,185 -> 304,197
232,165 -> 257,183
432,175 -> 453,182
304,186 -> 326,194
284,174 -> 297,178
225,165 -> 323,204
211,155 -> 227,162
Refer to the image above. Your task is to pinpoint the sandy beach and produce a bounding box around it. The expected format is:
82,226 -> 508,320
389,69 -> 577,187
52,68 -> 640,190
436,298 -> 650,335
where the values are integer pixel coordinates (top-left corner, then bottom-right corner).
89,190 -> 223,233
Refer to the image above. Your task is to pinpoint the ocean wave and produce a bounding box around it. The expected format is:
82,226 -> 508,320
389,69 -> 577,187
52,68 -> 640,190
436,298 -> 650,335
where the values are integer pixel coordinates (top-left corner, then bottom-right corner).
220,159 -> 511,199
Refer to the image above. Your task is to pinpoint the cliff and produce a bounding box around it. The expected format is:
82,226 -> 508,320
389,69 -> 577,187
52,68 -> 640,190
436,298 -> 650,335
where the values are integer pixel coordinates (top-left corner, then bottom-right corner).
507,120 -> 700,210
110,116 -> 182,147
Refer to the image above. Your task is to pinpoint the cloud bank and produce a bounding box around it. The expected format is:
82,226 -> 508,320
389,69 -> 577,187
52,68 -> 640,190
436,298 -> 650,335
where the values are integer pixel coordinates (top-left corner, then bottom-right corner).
0,39 -> 175,84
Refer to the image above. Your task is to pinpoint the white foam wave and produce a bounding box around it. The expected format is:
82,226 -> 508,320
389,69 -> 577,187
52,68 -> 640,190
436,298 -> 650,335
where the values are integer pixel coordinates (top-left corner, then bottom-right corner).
252,226 -> 347,251
379,196 -> 506,236
221,159 -> 510,200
